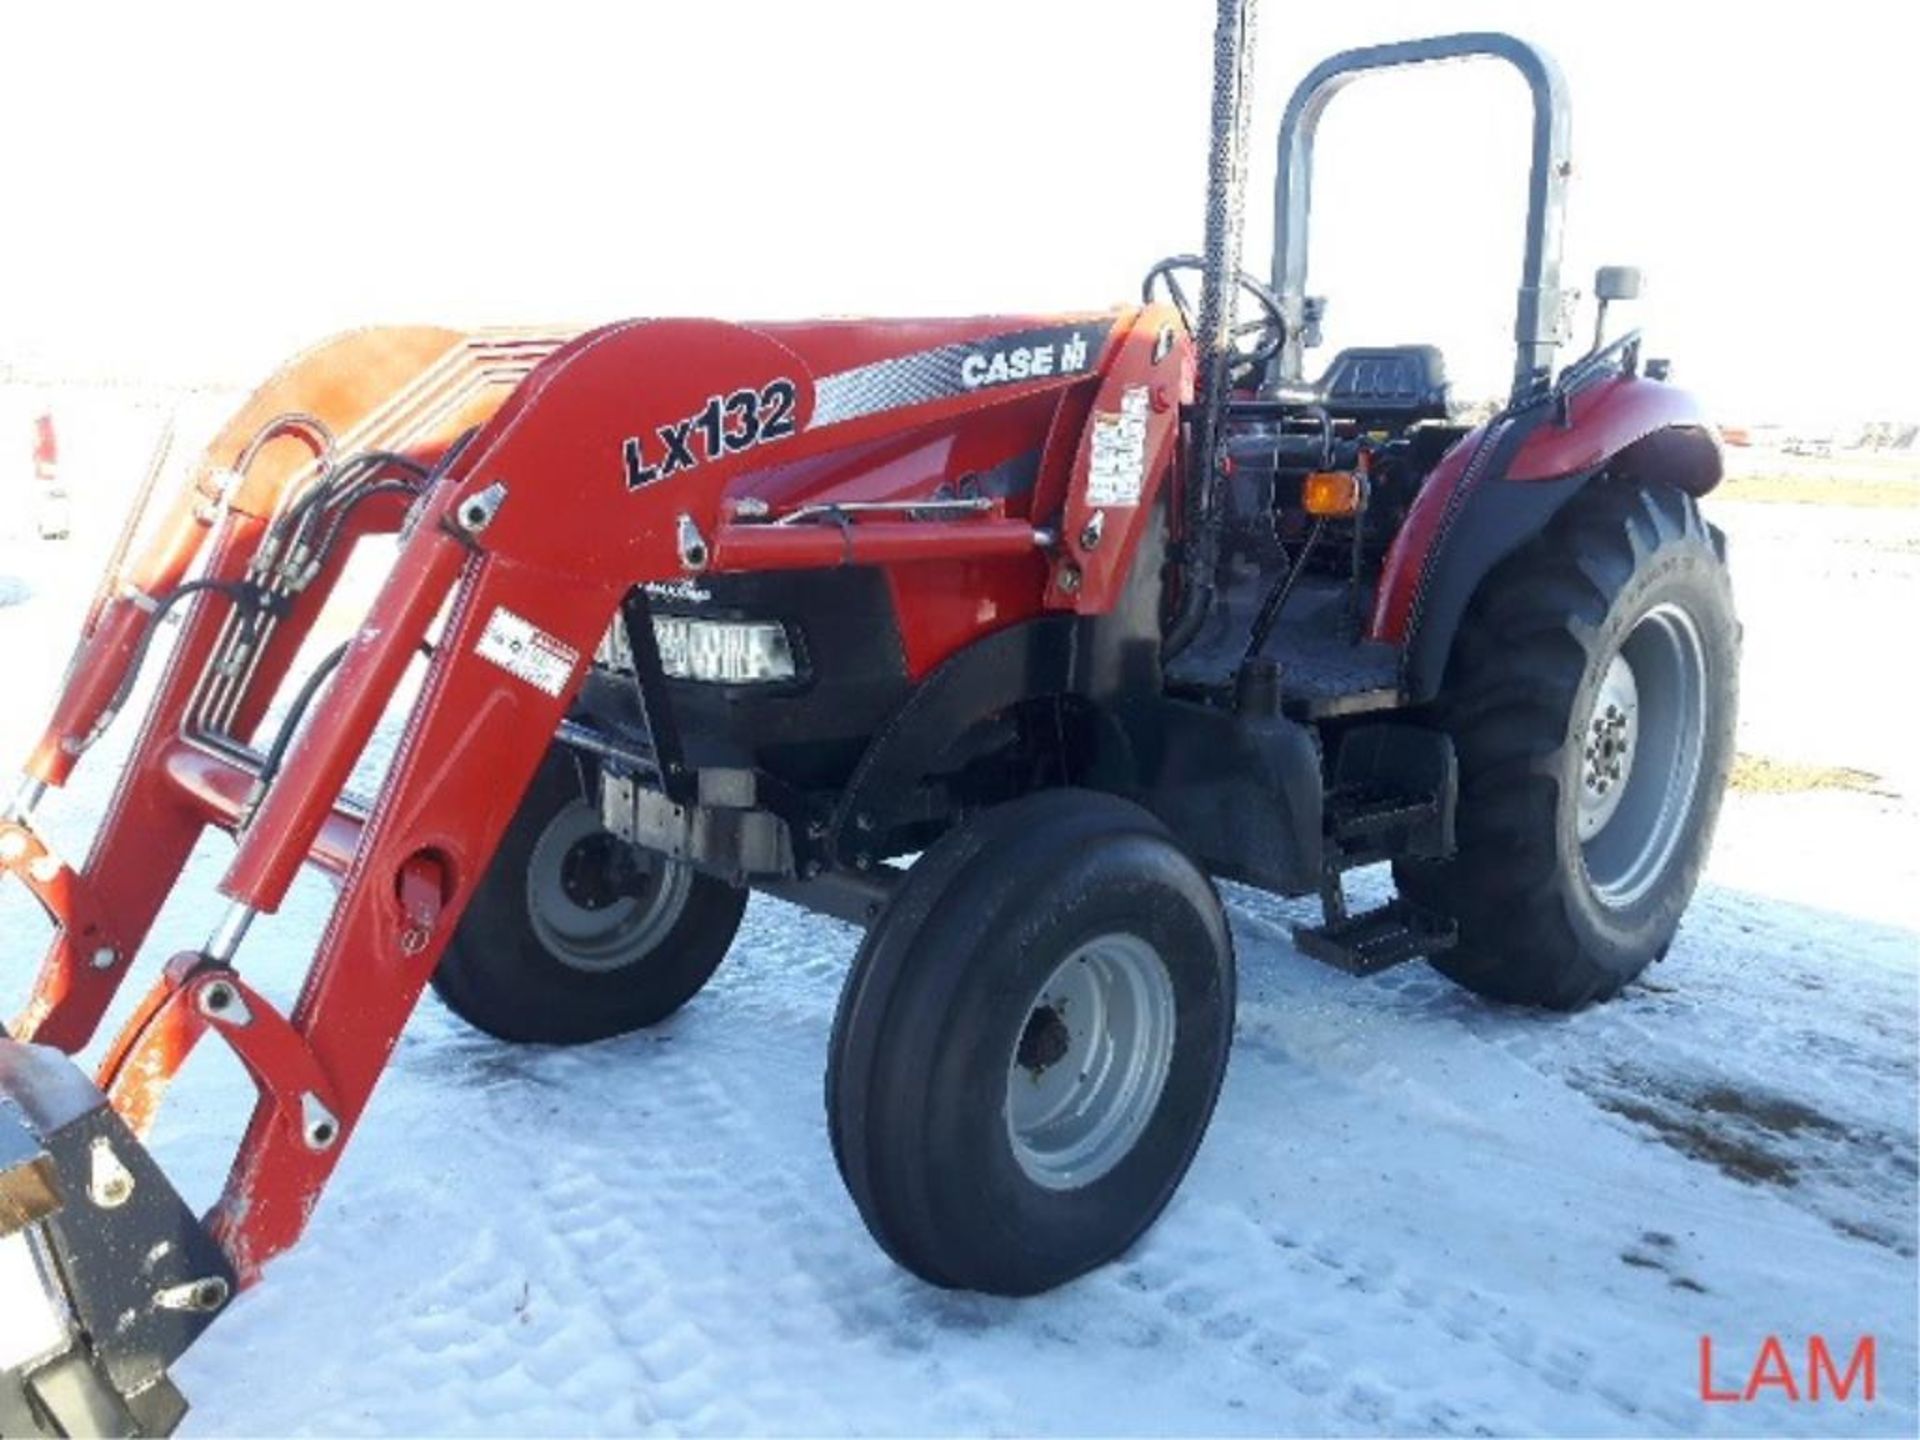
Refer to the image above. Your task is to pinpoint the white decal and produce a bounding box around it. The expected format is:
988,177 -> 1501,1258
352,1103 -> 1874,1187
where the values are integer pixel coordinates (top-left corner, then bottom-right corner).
1086,385 -> 1151,506
643,579 -> 713,606
475,607 -> 580,697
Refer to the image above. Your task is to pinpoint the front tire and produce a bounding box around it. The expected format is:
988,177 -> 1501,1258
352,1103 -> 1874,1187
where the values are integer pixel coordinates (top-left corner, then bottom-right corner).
1396,481 -> 1739,1009
828,790 -> 1235,1296
433,749 -> 746,1044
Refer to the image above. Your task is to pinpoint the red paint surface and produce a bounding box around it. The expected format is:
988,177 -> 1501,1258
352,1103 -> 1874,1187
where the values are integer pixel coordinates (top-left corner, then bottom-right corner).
9,307 -> 1187,1280
1506,375 -> 1716,481
1371,376 -> 1720,644
1368,421 -> 1495,644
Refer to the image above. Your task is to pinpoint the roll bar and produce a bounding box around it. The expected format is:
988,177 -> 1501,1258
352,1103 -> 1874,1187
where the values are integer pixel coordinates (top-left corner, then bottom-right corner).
1270,32 -> 1573,406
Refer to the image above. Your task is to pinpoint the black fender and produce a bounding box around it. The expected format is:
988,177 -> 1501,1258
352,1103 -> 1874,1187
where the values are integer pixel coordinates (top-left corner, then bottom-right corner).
827,485 -> 1325,892
826,616 -> 1096,866
1401,462 -> 1589,704
827,502 -> 1176,867
1122,695 -> 1325,895
828,608 -> 1325,895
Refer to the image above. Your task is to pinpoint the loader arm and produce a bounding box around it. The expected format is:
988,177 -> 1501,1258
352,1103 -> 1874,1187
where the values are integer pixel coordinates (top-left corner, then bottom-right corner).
0,307 -> 1176,1432
0,324 -> 585,1434
5,326 -> 574,1052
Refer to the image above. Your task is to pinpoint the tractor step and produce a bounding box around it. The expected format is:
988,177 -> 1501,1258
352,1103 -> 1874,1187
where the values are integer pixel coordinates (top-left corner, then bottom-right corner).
1292,899 -> 1458,976
1326,783 -> 1442,846
1321,781 -> 1448,873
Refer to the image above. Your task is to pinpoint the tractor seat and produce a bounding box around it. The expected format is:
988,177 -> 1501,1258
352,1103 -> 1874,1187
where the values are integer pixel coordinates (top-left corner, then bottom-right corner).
1315,345 -> 1450,426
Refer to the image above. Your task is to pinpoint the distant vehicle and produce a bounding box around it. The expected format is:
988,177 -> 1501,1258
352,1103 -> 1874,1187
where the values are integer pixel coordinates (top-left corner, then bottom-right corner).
33,411 -> 70,539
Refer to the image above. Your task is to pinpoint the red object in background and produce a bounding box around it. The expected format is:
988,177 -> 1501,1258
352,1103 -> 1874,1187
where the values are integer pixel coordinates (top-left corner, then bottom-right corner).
33,411 -> 59,477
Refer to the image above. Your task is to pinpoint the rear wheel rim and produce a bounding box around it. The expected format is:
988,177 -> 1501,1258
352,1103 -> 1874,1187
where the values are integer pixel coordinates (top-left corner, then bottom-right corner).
526,801 -> 693,973
1004,932 -> 1176,1192
1578,602 -> 1709,909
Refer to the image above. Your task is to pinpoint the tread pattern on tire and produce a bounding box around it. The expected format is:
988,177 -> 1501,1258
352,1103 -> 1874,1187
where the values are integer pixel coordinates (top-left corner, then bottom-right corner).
828,789 -> 1233,1296
1396,480 -> 1737,1010
828,791 -> 1168,1285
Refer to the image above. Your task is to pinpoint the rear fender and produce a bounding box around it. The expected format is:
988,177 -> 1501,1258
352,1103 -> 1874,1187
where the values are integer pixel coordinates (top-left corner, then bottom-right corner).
1372,376 -> 1723,703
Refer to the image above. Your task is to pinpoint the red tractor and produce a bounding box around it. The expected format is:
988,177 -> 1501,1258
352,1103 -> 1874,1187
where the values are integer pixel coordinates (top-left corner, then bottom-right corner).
0,9 -> 1736,1433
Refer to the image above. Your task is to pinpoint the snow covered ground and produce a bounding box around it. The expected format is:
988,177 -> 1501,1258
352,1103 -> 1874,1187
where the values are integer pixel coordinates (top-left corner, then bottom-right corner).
1,407 -> 1915,1435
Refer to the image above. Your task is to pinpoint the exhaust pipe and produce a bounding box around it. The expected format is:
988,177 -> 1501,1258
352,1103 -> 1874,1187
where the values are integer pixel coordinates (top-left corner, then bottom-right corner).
1165,0 -> 1259,658
1,1039 -> 233,1437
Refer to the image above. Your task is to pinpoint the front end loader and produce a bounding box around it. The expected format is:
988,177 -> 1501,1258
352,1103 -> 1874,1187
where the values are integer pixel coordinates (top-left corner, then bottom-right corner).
1,4 -> 1736,1430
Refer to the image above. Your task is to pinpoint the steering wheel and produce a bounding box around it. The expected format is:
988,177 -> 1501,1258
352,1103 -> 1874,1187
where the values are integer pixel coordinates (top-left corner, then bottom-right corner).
1142,255 -> 1288,385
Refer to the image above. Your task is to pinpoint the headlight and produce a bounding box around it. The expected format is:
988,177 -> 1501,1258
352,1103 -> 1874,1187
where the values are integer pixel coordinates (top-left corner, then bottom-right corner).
652,617 -> 797,684
0,1229 -> 71,1372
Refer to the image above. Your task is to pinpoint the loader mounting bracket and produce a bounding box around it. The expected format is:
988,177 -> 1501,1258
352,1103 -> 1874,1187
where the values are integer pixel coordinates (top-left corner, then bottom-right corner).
1,1039 -> 235,1438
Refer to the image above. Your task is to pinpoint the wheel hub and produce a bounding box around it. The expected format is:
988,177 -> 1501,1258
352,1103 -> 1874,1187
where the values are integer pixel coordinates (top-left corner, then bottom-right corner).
1004,932 -> 1176,1192
558,831 -> 636,911
1578,654 -> 1640,839
1577,603 -> 1710,909
526,801 -> 694,973
1016,1004 -> 1073,1074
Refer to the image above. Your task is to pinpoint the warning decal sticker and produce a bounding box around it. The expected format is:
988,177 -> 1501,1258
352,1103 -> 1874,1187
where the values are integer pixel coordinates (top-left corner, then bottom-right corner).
1086,385 -> 1151,507
475,606 -> 580,697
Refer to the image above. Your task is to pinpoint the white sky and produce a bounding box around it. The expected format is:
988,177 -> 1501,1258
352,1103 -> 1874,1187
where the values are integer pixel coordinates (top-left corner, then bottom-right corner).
3,0 -> 1915,424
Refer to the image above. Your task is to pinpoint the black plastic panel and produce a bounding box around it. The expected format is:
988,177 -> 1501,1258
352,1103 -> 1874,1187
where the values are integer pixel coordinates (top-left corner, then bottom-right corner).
1317,345 -> 1451,424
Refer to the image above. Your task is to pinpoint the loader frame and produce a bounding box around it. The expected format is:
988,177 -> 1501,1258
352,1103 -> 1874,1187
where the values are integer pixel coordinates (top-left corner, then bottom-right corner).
2,308 -> 1187,1289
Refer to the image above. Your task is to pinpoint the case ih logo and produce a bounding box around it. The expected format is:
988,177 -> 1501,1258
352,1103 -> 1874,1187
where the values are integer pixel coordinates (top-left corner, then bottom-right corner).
1699,1335 -> 1876,1404
960,330 -> 1093,390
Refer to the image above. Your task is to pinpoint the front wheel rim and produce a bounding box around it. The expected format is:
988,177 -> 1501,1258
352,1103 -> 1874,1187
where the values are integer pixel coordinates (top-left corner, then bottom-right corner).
525,801 -> 693,973
1578,602 -> 1710,909
1004,932 -> 1177,1192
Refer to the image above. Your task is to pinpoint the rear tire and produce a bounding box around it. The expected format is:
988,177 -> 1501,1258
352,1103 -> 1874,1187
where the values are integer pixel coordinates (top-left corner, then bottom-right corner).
828,789 -> 1235,1296
1396,481 -> 1738,1009
433,749 -> 746,1044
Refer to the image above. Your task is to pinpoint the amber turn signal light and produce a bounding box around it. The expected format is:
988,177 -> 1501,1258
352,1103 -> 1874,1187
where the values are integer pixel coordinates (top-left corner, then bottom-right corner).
1302,471 -> 1365,517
